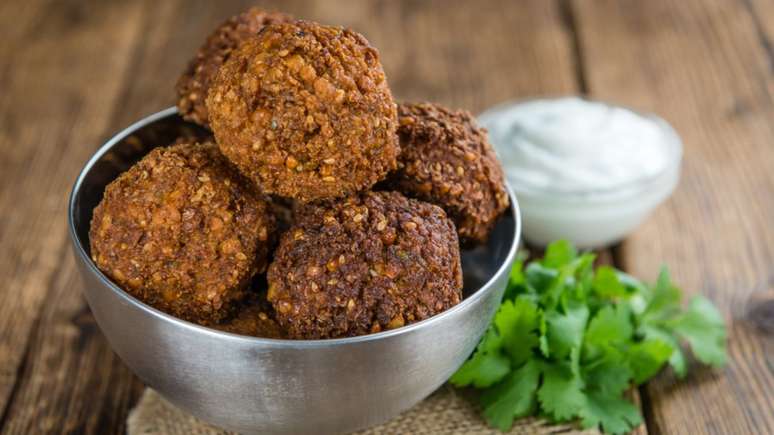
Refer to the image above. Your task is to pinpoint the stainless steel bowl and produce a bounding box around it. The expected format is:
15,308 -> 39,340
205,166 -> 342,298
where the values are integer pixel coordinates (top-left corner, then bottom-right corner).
68,107 -> 522,434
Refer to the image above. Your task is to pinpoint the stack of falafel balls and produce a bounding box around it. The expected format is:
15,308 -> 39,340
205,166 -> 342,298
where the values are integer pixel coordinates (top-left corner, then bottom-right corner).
89,8 -> 509,340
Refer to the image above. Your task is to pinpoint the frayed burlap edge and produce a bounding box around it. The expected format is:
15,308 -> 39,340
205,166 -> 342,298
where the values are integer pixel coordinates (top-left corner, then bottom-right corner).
127,386 -> 599,434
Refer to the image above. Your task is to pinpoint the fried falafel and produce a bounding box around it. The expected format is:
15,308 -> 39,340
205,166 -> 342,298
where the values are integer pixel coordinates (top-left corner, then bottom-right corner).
90,140 -> 275,324
207,20 -> 400,203
176,8 -> 293,128
267,191 -> 462,339
385,102 -> 509,244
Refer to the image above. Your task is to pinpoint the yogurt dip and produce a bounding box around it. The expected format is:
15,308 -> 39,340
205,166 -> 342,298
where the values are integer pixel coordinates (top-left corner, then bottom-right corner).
479,97 -> 682,248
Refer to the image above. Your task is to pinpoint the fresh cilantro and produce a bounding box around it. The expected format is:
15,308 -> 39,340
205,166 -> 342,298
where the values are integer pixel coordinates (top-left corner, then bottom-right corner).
537,361 -> 585,421
452,240 -> 728,434
481,359 -> 540,430
545,300 -> 589,359
593,266 -> 628,298
542,239 -> 577,268
627,339 -> 673,384
670,296 -> 727,367
586,304 -> 633,347
449,328 -> 509,388
582,350 -> 631,397
496,297 -> 540,366
580,391 -> 642,434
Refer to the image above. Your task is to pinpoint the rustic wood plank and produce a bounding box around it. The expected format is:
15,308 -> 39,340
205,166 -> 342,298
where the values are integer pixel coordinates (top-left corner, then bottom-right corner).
570,0 -> 774,433
0,0 -> 241,433
274,0 -> 579,111
745,0 -> 774,98
0,255 -> 145,434
0,0 -> 149,425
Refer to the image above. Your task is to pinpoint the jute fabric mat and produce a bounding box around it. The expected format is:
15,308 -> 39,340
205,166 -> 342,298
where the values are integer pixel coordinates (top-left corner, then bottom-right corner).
127,386 -> 598,434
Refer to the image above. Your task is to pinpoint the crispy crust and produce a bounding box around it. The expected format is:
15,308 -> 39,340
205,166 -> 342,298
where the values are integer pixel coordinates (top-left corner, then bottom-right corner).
213,290 -> 284,338
267,191 -> 462,339
207,20 -> 399,202
386,102 -> 509,244
89,141 -> 275,324
175,8 -> 293,128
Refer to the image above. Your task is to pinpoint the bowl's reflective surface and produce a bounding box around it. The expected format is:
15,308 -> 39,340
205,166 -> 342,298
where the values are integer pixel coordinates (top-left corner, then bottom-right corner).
68,108 -> 521,434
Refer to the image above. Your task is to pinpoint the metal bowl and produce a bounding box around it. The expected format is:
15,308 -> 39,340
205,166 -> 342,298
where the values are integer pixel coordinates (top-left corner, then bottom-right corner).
67,107 -> 521,434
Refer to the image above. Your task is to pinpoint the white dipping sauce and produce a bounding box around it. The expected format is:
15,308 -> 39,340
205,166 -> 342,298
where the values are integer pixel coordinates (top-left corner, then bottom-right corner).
478,97 -> 682,248
484,97 -> 671,194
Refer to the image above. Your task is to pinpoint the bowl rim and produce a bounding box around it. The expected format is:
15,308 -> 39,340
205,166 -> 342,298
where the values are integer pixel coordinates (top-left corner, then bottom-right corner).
68,107 -> 522,348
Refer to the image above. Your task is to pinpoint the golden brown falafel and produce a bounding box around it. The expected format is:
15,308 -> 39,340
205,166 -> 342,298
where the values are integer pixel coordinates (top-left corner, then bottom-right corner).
207,20 -> 400,203
90,140 -> 275,324
176,8 -> 293,128
385,102 -> 509,244
267,191 -> 462,339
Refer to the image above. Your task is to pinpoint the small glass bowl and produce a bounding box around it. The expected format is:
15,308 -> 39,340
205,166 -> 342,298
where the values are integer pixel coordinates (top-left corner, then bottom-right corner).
478,97 -> 683,249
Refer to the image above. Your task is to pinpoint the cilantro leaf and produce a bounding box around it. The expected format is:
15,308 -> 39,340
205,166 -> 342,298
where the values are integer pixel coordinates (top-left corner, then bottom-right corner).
671,296 -> 727,367
579,391 -> 642,434
542,240 -> 578,268
450,328 -> 509,388
583,350 -> 631,397
495,297 -> 540,366
585,304 -> 633,348
545,300 -> 589,359
525,263 -> 558,294
593,266 -> 628,298
628,338 -> 673,384
642,266 -> 681,321
641,325 -> 687,378
481,359 -> 541,430
618,271 -> 649,315
449,349 -> 510,388
572,253 -> 597,299
540,269 -> 569,311
537,362 -> 585,422
508,251 -> 527,287
538,316 -> 549,357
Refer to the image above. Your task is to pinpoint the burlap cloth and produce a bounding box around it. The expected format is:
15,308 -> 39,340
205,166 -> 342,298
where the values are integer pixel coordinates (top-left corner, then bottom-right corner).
127,386 -> 598,434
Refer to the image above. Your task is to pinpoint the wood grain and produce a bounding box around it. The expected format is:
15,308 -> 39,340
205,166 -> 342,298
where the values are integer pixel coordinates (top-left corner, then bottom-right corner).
745,0 -> 774,98
570,0 -> 774,433
0,0 -> 249,433
266,0 -> 580,111
0,0 -> 148,426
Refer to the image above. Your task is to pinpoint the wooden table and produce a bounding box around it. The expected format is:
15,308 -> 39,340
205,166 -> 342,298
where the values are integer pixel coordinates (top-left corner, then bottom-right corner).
0,0 -> 772,433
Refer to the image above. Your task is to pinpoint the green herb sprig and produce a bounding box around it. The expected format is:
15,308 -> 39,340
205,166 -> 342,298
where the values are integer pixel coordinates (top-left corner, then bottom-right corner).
451,240 -> 727,434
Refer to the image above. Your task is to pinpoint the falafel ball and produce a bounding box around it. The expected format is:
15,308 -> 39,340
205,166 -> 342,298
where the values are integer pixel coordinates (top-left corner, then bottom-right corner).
90,140 -> 276,324
213,291 -> 285,338
385,102 -> 509,244
207,20 -> 400,203
267,191 -> 463,339
175,8 -> 293,128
